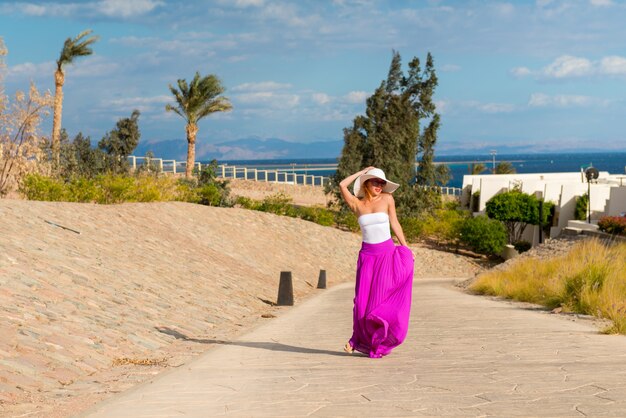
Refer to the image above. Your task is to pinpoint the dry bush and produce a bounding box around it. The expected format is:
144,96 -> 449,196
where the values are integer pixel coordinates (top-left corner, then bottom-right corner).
0,82 -> 53,197
471,239 -> 626,334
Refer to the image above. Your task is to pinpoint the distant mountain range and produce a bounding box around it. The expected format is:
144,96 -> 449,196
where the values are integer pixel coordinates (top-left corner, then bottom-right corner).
134,137 -> 343,161
134,137 -> 626,161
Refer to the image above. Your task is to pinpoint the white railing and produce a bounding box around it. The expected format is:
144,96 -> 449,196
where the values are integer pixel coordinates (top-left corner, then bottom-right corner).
128,156 -> 462,194
128,156 -> 329,187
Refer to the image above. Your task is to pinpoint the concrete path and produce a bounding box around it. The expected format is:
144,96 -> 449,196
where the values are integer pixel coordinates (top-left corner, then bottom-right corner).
81,279 -> 626,417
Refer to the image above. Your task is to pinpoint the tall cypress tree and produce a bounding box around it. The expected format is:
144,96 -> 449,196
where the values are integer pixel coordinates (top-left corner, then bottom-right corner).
328,51 -> 443,215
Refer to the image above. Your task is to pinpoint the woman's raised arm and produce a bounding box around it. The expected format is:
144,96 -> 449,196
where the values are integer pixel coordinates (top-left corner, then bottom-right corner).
338,166 -> 374,212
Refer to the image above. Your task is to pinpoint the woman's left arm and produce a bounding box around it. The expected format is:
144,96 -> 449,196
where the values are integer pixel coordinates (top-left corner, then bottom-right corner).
387,194 -> 409,247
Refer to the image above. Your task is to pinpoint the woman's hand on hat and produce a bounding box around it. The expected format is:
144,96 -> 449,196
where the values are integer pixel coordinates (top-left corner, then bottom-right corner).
361,166 -> 375,174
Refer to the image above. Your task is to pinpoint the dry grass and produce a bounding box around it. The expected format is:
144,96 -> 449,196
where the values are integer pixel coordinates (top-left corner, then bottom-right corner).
470,239 -> 626,334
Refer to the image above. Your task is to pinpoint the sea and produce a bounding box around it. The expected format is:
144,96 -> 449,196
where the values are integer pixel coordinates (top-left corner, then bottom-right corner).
215,152 -> 626,189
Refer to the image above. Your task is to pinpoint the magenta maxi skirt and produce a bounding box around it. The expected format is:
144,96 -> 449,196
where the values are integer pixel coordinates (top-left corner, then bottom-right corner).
348,238 -> 414,358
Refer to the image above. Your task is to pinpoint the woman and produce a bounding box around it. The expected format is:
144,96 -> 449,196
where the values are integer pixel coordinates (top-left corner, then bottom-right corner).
339,166 -> 415,358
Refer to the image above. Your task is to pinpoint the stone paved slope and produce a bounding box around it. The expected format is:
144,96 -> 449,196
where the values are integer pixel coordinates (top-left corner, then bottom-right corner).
85,279 -> 626,418
0,200 -> 483,417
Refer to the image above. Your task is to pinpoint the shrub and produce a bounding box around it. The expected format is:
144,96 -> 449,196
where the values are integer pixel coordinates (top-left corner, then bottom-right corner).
513,240 -> 532,253
420,206 -> 469,245
459,215 -> 507,256
486,190 -> 553,244
234,196 -> 262,210
196,183 -> 226,206
258,193 -> 297,217
297,206 -> 335,226
20,174 -> 67,201
334,210 -> 359,232
132,175 -> 180,202
96,175 -> 136,204
399,216 -> 424,242
575,193 -> 589,221
65,177 -> 101,202
598,216 -> 626,236
471,239 -> 626,334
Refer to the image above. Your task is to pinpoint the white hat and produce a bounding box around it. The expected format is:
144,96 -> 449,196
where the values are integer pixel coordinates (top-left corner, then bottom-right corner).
353,168 -> 399,198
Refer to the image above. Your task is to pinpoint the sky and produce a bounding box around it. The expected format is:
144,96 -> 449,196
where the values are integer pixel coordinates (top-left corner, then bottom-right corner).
1,0 -> 626,155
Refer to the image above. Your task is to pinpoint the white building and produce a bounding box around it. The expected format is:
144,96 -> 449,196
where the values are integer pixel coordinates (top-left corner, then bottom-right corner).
460,171 -> 626,245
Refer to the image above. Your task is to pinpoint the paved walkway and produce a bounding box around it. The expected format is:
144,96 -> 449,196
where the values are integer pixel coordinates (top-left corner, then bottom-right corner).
81,279 -> 626,417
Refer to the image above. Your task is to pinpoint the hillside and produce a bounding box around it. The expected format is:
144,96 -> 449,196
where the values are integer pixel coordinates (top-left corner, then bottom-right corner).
0,200 -> 483,417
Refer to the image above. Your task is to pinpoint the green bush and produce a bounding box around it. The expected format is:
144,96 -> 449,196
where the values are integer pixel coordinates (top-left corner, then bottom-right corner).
421,206 -> 469,244
460,215 -> 507,256
234,196 -> 262,210
399,216 -> 424,242
297,206 -> 335,226
513,240 -> 532,253
97,175 -> 136,204
20,174 -> 67,201
598,216 -> 626,236
486,190 -> 553,244
575,193 -> 589,221
258,193 -> 297,217
65,177 -> 102,202
334,210 -> 359,232
196,184 -> 225,206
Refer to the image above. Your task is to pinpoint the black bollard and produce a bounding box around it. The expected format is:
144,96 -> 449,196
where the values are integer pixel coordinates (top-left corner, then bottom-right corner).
277,271 -> 294,306
317,270 -> 327,289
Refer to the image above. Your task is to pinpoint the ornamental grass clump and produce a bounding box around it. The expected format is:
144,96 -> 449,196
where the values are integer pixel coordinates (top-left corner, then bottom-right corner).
470,239 -> 626,334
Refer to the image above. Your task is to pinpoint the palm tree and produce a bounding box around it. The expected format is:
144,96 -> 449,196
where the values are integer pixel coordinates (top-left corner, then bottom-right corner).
165,72 -> 232,178
470,163 -> 487,175
494,161 -> 516,174
52,29 -> 99,166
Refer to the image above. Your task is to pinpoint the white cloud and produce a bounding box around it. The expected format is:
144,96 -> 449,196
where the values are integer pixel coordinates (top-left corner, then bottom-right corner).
511,66 -> 532,77
96,0 -> 164,18
514,55 -> 626,79
312,93 -> 331,105
232,81 -> 292,92
344,91 -> 368,104
234,0 -> 265,7
235,92 -> 300,108
600,56 -> 626,75
542,55 -> 593,78
4,0 -> 162,18
528,93 -> 610,107
590,0 -> 613,6
441,64 -> 461,72
7,61 -> 55,79
66,56 -> 120,77
216,0 -> 264,7
465,101 -> 516,113
493,3 -> 515,16
108,95 -> 171,107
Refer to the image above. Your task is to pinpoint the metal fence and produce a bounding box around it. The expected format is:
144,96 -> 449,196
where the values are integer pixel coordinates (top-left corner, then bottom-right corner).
128,156 -> 463,194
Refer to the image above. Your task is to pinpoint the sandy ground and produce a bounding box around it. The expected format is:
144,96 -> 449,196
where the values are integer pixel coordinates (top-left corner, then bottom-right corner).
0,197 -> 484,418
226,179 -> 331,206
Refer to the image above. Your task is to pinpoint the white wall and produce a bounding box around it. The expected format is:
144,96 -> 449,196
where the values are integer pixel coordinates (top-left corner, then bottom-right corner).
606,187 -> 626,216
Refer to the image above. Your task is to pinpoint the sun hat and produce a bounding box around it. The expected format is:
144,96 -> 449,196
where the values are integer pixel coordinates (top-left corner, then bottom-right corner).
353,168 -> 399,198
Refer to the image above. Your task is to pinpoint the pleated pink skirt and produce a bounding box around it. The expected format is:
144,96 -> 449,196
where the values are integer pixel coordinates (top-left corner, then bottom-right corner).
348,238 -> 414,358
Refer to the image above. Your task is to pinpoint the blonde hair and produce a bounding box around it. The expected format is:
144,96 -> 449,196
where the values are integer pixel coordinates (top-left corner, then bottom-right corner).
362,179 -> 374,200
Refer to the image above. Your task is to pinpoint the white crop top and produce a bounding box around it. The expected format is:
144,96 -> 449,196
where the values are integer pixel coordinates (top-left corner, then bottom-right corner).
358,212 -> 391,244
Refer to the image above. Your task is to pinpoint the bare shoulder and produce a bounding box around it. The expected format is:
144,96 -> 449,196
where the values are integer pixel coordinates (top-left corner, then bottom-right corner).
382,193 -> 395,203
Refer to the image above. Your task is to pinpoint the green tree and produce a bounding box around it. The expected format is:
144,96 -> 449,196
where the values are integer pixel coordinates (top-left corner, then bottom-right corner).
459,215 -> 507,256
52,30 -> 98,167
485,190 -> 553,244
494,161 -> 516,174
98,110 -> 141,174
165,72 -> 232,178
328,50 -> 442,215
470,163 -> 487,175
